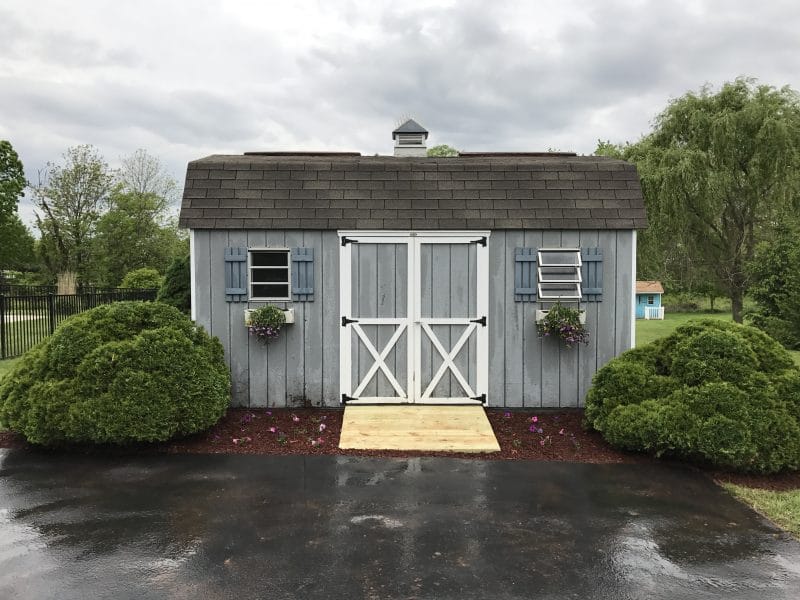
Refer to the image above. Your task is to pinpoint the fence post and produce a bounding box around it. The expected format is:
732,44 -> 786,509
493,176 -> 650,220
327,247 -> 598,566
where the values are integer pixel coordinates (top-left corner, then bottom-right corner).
0,294 -> 6,360
48,293 -> 56,334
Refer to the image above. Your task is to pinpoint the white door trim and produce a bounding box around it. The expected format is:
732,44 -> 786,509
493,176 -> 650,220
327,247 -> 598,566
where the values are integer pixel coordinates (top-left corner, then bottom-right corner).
339,231 -> 490,405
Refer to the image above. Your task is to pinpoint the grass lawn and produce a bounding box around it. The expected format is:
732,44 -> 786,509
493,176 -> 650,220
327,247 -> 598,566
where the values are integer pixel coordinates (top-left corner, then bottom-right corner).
723,484 -> 800,538
636,311 -> 800,366
0,358 -> 20,381
635,311 -> 733,346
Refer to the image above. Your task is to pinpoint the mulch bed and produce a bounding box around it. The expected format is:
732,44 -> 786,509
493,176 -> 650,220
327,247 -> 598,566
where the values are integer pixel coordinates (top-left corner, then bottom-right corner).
1,408 -> 798,490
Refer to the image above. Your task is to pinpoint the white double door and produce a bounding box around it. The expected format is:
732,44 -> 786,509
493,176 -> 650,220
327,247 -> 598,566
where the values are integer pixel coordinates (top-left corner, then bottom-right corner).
339,232 -> 489,404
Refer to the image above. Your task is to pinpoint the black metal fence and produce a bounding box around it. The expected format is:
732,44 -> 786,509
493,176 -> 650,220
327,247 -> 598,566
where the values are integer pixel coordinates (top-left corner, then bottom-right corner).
0,288 -> 158,359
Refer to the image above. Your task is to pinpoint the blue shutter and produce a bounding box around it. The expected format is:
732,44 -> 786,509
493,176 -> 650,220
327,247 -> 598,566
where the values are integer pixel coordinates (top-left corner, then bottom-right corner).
581,247 -> 603,302
291,247 -> 314,301
514,247 -> 537,302
224,247 -> 248,302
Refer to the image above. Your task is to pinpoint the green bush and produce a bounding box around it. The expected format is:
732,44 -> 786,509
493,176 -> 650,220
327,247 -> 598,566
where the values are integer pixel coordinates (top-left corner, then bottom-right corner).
585,319 -> 800,473
157,254 -> 190,315
0,302 -> 230,445
120,267 -> 163,289
747,227 -> 800,349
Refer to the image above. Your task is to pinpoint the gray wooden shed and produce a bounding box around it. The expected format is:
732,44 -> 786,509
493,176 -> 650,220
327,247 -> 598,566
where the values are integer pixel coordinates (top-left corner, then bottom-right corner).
178,141 -> 646,408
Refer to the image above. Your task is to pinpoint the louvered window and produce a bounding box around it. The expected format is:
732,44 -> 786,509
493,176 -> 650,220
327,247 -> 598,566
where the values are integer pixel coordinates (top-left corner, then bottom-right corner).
537,248 -> 582,300
397,133 -> 425,145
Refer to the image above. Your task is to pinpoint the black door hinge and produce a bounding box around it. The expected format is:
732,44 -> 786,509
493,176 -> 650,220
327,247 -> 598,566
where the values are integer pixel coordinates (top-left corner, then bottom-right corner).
471,236 -> 487,247
471,393 -> 487,403
341,316 -> 359,327
341,393 -> 355,403
341,237 -> 358,246
470,316 -> 487,326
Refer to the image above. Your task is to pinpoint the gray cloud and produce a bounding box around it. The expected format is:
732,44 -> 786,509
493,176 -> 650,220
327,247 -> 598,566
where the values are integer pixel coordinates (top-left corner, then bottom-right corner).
2,0 -> 800,230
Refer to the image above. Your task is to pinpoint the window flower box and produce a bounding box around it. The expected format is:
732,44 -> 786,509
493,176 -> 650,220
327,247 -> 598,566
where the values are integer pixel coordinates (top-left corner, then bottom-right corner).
536,309 -> 586,325
245,307 -> 295,325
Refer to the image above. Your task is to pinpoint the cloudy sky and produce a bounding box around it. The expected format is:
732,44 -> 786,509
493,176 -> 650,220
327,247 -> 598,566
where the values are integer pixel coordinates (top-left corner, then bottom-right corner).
2,0 -> 799,227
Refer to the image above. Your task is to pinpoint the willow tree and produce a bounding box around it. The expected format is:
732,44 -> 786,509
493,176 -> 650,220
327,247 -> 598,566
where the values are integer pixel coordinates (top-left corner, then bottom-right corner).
631,79 -> 800,322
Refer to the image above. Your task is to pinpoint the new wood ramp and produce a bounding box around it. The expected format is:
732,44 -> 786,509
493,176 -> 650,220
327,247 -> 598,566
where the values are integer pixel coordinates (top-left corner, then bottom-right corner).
339,406 -> 500,453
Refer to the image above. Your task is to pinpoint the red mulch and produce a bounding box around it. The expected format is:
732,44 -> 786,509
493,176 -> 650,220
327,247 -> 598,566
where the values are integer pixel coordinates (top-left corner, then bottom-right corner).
1,408 -> 798,490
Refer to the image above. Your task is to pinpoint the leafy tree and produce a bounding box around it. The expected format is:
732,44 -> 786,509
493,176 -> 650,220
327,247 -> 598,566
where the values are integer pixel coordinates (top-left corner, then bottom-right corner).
119,149 -> 178,205
33,145 -> 115,292
747,226 -> 800,348
427,144 -> 459,157
0,214 -> 35,274
88,190 -> 186,286
120,267 -> 164,289
0,140 -> 26,228
601,79 -> 800,322
157,254 -> 191,315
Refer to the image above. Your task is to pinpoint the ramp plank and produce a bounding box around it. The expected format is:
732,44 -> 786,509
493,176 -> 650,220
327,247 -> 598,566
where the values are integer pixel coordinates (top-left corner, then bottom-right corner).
339,406 -> 500,453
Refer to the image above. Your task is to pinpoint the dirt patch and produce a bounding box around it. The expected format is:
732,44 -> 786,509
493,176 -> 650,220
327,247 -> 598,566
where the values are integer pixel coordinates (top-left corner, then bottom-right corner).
0,408 -> 643,463
0,408 -> 797,490
711,471 -> 800,492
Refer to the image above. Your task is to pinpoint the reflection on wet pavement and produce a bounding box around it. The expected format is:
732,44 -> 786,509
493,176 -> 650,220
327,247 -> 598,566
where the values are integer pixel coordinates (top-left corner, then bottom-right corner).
0,451 -> 798,599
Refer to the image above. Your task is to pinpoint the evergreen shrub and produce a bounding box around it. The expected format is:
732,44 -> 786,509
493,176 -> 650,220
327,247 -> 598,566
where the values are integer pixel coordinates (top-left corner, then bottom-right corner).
0,302 -> 229,445
585,319 -> 800,473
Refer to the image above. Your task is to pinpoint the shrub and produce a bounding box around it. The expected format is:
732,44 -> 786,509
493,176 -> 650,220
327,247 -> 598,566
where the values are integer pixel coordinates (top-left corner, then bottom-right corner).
120,267 -> 163,289
585,319 -> 800,473
747,227 -> 800,349
0,302 -> 230,445
157,254 -> 190,315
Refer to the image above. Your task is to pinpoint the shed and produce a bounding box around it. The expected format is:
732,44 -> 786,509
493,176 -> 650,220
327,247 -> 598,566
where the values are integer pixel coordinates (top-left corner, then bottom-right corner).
635,280 -> 665,320
178,123 -> 647,408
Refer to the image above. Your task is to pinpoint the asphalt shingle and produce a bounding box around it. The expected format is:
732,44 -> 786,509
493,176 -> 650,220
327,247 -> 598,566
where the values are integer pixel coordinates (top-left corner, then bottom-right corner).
179,155 -> 647,230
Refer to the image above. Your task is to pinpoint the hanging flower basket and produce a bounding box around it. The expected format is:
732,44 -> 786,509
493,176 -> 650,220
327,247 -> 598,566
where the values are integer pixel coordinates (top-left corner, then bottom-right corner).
536,303 -> 589,348
245,305 -> 288,343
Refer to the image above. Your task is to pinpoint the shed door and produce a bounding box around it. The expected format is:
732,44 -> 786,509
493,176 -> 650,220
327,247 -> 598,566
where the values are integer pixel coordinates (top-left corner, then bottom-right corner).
340,232 -> 488,404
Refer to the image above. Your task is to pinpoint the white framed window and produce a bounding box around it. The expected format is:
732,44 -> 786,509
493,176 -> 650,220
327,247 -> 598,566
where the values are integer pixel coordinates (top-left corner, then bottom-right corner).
249,248 -> 291,300
647,295 -> 655,305
537,248 -> 582,300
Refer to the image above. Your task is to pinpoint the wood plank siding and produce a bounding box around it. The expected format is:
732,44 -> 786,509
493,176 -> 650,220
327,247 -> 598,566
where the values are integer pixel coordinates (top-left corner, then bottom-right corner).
192,229 -> 636,408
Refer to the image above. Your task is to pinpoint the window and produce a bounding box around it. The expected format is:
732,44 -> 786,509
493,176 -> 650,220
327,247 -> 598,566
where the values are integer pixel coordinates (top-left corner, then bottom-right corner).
647,295 -> 655,305
537,248 -> 582,300
249,249 -> 290,300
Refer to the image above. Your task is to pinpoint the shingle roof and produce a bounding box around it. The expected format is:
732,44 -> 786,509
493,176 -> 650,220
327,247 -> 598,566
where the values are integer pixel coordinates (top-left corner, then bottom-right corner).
178,154 -> 647,230
392,119 -> 428,135
636,281 -> 664,294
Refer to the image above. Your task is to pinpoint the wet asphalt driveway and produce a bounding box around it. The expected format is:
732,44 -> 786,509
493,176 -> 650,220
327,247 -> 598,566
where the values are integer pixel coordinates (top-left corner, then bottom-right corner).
0,451 -> 798,599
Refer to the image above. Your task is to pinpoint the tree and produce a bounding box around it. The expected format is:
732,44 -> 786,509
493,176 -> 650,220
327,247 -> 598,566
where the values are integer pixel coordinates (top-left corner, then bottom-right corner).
119,149 -> 178,205
33,145 -> 115,293
747,226 -> 800,349
0,214 -> 35,275
427,144 -> 459,157
602,79 -> 800,322
0,140 -> 26,227
157,254 -> 191,315
87,190 -> 186,286
120,267 -> 164,289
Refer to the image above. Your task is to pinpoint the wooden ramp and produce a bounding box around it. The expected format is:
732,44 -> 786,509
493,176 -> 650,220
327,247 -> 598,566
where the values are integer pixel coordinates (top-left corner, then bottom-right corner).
339,405 -> 500,453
